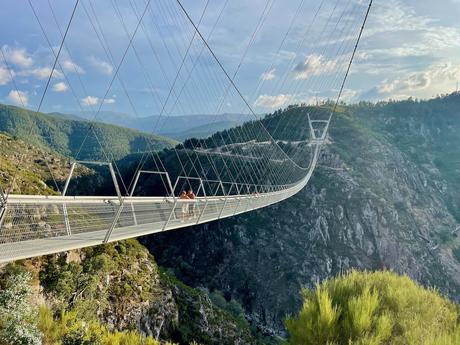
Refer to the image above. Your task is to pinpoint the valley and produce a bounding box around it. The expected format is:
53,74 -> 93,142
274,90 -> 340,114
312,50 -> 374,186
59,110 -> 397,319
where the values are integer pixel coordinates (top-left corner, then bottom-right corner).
2,0 -> 458,343
1,95 -> 460,343
142,94 -> 460,335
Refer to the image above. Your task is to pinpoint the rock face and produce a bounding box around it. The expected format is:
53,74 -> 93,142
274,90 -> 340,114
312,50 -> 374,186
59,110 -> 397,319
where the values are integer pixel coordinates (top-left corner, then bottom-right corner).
142,95 -> 460,335
33,240 -> 258,344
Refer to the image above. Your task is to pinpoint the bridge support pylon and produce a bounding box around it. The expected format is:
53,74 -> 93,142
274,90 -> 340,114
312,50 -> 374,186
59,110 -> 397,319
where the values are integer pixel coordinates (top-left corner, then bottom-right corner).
307,113 -> 330,146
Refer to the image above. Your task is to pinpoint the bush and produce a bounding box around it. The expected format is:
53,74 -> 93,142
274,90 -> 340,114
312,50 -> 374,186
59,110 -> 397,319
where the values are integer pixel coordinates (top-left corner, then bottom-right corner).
38,306 -> 167,345
0,271 -> 42,345
285,270 -> 460,345
208,291 -> 249,327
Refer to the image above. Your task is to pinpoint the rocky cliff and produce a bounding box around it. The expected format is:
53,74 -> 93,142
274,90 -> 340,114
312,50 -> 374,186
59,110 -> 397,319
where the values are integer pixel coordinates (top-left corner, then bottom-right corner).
7,239 -> 260,344
142,94 -> 460,335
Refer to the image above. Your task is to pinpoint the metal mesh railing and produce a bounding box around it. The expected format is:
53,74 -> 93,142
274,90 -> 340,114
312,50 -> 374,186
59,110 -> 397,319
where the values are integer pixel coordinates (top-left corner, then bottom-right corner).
0,145 -> 319,263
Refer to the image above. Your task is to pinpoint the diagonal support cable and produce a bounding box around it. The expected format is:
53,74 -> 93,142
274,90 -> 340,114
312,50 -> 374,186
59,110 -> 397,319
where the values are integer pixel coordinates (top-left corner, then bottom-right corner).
176,0 -> 308,172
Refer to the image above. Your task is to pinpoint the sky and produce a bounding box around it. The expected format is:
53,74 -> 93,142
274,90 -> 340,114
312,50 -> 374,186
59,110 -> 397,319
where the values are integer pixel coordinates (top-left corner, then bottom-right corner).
0,0 -> 459,117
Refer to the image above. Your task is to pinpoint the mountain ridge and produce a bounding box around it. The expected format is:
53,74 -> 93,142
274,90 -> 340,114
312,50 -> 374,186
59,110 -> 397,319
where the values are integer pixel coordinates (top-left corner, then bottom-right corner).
0,103 -> 176,161
66,110 -> 255,139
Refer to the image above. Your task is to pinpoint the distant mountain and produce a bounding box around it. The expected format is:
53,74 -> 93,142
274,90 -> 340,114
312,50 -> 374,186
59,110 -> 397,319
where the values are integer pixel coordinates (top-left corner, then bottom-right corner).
47,111 -> 83,121
73,111 -> 255,137
0,104 -> 176,161
165,120 -> 242,141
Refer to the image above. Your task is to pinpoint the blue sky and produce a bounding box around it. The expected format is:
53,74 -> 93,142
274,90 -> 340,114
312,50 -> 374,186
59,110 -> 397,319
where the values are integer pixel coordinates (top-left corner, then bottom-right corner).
0,0 -> 459,116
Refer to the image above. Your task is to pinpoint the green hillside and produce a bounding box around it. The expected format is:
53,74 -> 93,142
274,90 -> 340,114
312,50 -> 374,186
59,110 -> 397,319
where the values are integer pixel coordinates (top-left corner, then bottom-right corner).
0,133 -> 91,195
0,104 -> 177,161
0,128 -> 262,343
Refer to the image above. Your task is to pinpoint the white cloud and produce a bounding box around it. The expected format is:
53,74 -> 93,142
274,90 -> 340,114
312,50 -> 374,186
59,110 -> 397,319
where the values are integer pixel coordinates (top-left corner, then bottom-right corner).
292,54 -> 337,80
254,94 -> 294,109
355,0 -> 460,73
52,82 -> 68,92
62,59 -> 85,74
80,96 -> 115,106
19,67 -> 63,80
277,50 -> 296,61
81,96 -> 99,106
7,90 -> 28,106
359,47 -> 428,60
260,68 -> 276,81
88,56 -> 113,75
375,63 -> 460,98
0,66 -> 13,85
347,0 -> 460,100
2,46 -> 33,67
365,0 -> 433,37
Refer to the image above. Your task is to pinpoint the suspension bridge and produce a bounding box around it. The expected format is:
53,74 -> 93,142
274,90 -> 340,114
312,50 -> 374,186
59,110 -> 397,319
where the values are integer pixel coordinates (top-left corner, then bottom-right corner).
0,0 -> 372,263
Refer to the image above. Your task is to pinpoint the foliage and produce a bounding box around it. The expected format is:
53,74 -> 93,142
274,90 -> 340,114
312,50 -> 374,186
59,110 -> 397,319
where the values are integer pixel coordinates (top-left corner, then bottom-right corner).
0,270 -> 42,345
349,93 -> 460,222
285,270 -> 460,345
36,240 -> 258,345
438,228 -> 454,245
158,270 -> 257,345
38,306 -> 172,345
207,291 -> 249,328
1,240 -> 212,344
39,240 -> 157,318
0,133 -> 65,194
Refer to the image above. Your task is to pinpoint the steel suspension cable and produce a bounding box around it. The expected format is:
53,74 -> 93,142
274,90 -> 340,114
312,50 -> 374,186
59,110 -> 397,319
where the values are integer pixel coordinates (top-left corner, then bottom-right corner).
2,0 -> 80,198
176,0 -> 309,173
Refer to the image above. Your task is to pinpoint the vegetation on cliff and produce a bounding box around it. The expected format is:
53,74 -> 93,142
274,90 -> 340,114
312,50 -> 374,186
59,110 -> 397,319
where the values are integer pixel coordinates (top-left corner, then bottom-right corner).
0,133 -> 92,195
0,239 -> 259,345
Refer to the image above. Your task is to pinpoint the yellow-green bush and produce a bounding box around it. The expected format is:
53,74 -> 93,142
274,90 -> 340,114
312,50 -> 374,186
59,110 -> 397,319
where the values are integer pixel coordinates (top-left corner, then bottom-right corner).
285,270 -> 460,345
38,306 -> 175,345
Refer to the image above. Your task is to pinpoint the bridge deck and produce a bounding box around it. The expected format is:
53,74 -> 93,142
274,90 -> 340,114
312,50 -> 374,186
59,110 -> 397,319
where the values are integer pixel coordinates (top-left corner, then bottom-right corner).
0,148 -> 319,263
0,185 -> 301,263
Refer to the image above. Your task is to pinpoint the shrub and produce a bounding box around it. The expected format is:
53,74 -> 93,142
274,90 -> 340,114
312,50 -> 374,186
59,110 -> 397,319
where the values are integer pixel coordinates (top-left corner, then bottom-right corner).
285,270 -> 460,345
0,271 -> 42,345
38,306 -> 166,345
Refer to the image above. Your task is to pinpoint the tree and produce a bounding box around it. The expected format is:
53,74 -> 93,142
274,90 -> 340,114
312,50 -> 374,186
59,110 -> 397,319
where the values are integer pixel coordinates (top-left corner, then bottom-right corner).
0,271 -> 42,345
285,270 -> 460,345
